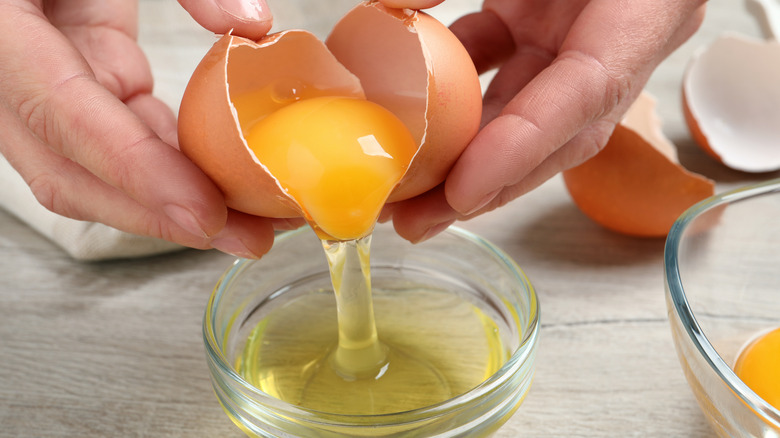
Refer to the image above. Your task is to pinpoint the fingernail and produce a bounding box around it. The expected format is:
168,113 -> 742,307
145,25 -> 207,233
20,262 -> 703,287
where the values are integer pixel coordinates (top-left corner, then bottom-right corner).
211,236 -> 258,259
164,204 -> 208,238
415,220 -> 455,244
462,188 -> 501,215
216,0 -> 268,21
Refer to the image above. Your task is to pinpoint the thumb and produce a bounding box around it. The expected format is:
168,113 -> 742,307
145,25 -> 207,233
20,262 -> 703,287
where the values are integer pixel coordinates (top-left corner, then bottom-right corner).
177,0 -> 273,40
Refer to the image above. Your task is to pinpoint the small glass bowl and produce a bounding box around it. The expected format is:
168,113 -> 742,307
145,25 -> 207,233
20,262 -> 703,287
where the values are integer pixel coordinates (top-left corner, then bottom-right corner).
203,224 -> 539,437
665,178 -> 780,437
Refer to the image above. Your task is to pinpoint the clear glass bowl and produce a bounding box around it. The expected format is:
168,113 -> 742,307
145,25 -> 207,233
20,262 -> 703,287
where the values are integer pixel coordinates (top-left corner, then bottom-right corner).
203,224 -> 540,437
665,178 -> 780,437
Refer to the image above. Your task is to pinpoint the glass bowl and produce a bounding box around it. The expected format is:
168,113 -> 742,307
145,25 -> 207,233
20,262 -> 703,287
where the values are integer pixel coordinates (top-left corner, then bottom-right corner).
665,178 -> 780,437
203,224 -> 539,437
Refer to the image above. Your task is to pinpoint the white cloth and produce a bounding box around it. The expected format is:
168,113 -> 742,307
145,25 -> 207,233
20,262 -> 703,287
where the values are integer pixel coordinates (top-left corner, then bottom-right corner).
0,155 -> 183,261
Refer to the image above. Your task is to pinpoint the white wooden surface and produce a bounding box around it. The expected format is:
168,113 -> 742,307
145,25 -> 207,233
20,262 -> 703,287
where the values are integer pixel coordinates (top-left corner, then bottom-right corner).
1,1 -> 778,436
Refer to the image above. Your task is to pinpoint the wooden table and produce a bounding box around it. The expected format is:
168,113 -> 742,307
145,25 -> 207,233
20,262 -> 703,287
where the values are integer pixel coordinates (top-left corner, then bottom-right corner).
1,1 -> 778,436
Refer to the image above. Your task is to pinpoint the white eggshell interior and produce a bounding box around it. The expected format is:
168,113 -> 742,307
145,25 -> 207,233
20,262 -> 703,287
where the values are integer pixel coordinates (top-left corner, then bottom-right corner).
684,32 -> 780,172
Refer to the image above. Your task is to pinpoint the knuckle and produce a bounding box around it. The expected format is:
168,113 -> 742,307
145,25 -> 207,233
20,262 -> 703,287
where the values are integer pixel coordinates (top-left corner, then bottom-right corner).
14,73 -> 93,156
577,134 -> 608,164
26,172 -> 75,218
138,211 -> 169,241
563,50 -> 631,121
15,93 -> 49,142
94,135 -> 155,194
569,120 -> 617,168
589,60 -> 630,120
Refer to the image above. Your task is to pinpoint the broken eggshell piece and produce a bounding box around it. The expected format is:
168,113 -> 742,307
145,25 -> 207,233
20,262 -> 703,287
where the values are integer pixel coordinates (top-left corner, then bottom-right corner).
683,33 -> 780,173
564,92 -> 715,238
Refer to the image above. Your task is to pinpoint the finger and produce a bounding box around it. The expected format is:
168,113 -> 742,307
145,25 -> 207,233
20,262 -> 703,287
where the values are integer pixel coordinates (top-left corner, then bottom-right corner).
480,48 -> 552,125
47,0 -> 138,37
270,217 -> 306,231
177,0 -> 273,40
390,185 -> 457,243
211,210 -> 276,258
3,98 -> 278,258
390,118 -> 617,241
444,56 -> 618,215
467,118 -> 619,214
395,0 -> 708,237
448,10 -> 514,74
126,94 -> 179,149
57,23 -> 153,100
0,10 -> 228,238
378,0 -> 445,9
0,103 -> 211,248
445,0 -> 706,215
49,0 -> 170,153
377,204 -> 396,224
47,0 -> 149,99
669,4 -> 708,53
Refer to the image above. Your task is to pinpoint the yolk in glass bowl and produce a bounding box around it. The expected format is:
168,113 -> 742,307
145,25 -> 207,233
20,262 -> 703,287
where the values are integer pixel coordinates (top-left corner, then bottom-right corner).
734,326 -> 780,410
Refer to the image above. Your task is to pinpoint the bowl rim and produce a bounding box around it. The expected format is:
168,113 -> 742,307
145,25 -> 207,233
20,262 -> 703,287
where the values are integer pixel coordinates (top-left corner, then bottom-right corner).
664,177 -> 780,427
203,224 -> 541,424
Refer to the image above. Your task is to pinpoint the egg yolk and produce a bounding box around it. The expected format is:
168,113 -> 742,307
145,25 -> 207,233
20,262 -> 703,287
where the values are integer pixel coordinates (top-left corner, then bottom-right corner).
733,326 -> 780,410
245,96 -> 417,241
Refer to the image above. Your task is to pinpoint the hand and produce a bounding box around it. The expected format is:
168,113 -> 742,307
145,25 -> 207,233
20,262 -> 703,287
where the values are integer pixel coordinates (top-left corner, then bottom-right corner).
380,0 -> 706,242
0,0 -> 288,258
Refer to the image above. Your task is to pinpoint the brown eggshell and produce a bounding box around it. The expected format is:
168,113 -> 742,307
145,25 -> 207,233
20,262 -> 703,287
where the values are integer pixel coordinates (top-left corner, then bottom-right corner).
326,2 -> 482,202
179,2 -> 482,221
178,31 -> 365,218
563,92 -> 715,237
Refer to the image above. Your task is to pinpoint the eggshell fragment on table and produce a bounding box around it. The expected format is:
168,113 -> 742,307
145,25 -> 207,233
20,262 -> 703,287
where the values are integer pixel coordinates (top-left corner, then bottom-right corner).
563,92 -> 715,238
682,33 -> 780,173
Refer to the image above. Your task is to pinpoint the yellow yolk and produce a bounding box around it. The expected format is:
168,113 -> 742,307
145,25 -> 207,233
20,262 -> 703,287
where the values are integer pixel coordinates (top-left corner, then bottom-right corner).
734,326 -> 780,410
245,96 -> 417,241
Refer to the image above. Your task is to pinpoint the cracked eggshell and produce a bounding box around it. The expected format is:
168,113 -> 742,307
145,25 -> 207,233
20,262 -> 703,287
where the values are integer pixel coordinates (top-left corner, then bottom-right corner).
178,30 -> 364,218
178,1 -> 482,218
683,33 -> 780,173
326,2 -> 482,202
563,92 -> 715,238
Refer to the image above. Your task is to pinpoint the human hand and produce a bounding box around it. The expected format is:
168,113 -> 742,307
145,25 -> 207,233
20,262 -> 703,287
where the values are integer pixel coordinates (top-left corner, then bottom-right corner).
0,0 -> 292,259
380,0 -> 706,242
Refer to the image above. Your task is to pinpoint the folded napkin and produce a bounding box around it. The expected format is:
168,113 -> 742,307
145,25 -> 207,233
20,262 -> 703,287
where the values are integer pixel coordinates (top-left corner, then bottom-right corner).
0,155 -> 183,261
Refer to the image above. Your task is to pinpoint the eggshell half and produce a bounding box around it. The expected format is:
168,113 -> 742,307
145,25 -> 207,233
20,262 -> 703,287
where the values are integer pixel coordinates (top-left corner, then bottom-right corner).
564,92 -> 715,238
683,33 -> 780,173
327,2 -> 482,201
179,31 -> 364,217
